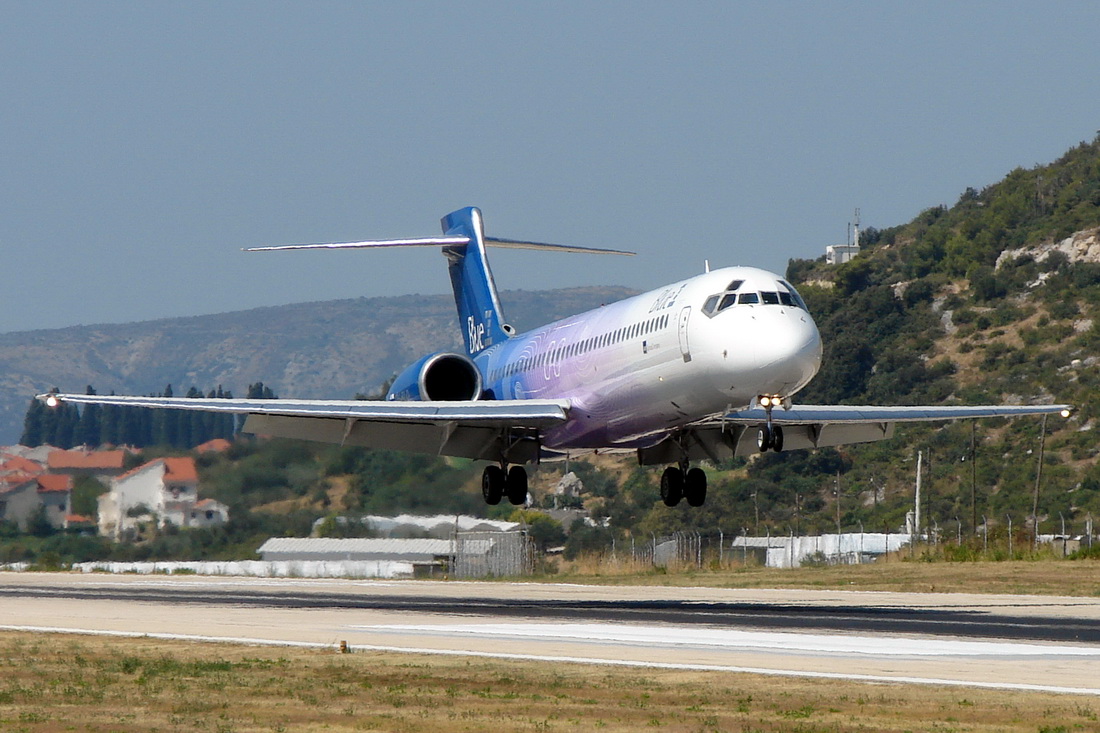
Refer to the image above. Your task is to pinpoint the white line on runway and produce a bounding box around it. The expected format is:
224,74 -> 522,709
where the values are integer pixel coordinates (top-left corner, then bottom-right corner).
357,622 -> 1100,658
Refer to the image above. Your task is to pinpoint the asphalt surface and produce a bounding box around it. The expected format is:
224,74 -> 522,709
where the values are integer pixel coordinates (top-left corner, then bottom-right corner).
2,578 -> 1099,643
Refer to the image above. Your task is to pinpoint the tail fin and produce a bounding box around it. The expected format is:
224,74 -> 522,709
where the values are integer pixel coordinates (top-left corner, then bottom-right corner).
441,207 -> 509,355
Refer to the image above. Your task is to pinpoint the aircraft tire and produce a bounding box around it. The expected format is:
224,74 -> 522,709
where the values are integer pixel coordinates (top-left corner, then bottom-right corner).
757,426 -> 773,453
482,465 -> 505,505
684,467 -> 707,507
660,467 -> 684,507
771,425 -> 784,452
505,465 -> 528,505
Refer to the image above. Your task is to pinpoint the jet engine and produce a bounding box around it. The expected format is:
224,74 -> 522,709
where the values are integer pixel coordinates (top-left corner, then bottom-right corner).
385,352 -> 483,402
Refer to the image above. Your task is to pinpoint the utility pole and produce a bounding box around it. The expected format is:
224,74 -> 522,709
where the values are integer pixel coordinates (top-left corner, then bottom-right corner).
835,471 -> 842,537
914,450 -> 922,543
1032,413 -> 1048,551
970,421 -> 977,537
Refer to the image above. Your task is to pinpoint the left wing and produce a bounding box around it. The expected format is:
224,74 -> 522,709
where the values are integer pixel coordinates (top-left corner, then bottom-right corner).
638,402 -> 1071,465
37,393 -> 569,464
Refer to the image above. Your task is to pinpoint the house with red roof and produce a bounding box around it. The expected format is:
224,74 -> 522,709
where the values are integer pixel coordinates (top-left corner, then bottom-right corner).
47,449 -> 128,478
0,473 -> 73,532
97,457 -> 228,539
195,438 -> 232,454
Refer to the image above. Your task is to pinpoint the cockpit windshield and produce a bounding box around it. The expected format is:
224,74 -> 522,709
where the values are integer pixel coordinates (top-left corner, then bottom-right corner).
701,277 -> 809,316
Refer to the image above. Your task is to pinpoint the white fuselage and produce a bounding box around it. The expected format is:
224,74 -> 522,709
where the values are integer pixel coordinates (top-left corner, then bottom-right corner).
478,266 -> 823,450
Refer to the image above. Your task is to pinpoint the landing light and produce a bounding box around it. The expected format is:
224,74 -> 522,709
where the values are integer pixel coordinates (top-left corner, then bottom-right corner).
1061,408 -> 1072,418
45,395 -> 60,408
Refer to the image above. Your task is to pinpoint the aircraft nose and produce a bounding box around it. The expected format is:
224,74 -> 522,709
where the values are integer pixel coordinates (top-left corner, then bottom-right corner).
753,312 -> 822,392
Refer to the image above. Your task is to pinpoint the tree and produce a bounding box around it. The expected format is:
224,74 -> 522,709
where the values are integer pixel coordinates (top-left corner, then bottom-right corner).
19,397 -> 46,447
969,265 -> 1006,301
247,382 -> 277,399
78,385 -> 100,447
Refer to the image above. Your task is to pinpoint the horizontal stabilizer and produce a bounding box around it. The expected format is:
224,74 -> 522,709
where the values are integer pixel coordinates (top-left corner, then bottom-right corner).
246,237 -> 634,256
244,236 -> 469,252
483,237 -> 634,256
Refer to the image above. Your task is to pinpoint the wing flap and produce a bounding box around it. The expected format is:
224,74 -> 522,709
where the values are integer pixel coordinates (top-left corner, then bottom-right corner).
242,414 -> 532,462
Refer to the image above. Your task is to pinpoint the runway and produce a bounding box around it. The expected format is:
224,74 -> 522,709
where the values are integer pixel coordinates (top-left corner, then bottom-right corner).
2,572 -> 1099,695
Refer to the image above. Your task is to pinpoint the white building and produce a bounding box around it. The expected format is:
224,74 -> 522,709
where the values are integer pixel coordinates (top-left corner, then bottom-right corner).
825,243 -> 861,265
731,532 -> 913,568
97,457 -> 228,539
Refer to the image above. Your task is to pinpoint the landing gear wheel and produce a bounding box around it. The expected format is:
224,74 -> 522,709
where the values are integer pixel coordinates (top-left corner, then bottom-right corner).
770,425 -> 784,453
684,467 -> 708,507
757,425 -> 773,453
660,467 -> 684,507
482,465 -> 505,505
505,465 -> 528,505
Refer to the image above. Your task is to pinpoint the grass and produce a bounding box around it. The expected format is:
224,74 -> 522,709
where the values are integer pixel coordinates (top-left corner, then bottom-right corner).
0,631 -> 1095,732
545,555 -> 1100,596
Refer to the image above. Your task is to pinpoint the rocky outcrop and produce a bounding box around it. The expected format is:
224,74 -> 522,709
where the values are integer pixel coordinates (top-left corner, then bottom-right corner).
996,227 -> 1100,269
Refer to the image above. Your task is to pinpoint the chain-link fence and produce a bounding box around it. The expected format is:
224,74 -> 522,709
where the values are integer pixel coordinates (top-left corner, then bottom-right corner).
453,530 -> 534,578
582,517 -> 1100,570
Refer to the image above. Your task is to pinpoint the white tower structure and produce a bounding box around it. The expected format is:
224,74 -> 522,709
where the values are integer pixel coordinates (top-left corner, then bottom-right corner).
825,207 -> 862,265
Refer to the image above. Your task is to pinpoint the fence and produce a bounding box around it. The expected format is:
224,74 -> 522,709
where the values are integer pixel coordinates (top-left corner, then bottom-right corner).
580,516 -> 1100,571
453,530 -> 534,578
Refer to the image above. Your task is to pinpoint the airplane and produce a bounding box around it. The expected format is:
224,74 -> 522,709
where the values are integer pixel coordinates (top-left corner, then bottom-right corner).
40,206 -> 1072,508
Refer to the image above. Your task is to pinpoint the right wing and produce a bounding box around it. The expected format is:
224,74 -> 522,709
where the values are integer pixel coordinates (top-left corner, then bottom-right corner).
38,393 -> 569,464
638,402 -> 1071,465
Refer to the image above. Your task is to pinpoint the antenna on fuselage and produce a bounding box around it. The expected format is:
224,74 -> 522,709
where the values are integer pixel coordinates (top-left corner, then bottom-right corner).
704,259 -> 710,273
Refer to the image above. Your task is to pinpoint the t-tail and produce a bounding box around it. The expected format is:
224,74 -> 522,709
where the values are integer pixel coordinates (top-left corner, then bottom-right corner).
441,207 -> 510,355
245,206 -> 635,356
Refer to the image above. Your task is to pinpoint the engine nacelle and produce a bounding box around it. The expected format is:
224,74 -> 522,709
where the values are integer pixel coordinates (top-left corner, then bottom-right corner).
385,352 -> 484,402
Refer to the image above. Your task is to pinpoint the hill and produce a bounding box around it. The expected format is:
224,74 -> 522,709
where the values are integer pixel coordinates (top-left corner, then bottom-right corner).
0,285 -> 636,444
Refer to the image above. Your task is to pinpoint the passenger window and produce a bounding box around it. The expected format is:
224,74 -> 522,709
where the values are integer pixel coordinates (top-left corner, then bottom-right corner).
761,291 -> 780,305
738,292 -> 759,304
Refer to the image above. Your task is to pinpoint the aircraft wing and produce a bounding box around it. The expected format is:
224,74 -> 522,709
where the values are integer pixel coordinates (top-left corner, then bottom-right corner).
37,393 -> 569,464
638,402 -> 1071,465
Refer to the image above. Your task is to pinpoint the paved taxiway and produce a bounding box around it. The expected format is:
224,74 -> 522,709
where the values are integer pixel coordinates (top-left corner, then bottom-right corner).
2,572 -> 1099,695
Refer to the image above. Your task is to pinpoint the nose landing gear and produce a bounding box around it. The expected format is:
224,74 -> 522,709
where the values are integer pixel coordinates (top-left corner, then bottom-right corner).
756,423 -> 784,452
756,395 -> 786,453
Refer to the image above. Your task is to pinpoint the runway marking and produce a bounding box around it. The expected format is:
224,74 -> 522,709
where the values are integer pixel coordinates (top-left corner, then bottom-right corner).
355,622 -> 1100,658
3,623 -> 1099,696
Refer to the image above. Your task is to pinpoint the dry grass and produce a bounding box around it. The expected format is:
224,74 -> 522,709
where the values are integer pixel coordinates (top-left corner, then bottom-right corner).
0,631 -> 1094,732
549,556 -> 1100,596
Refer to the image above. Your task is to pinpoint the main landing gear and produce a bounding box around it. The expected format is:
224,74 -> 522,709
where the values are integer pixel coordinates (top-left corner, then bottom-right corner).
481,464 -> 528,506
659,462 -> 707,507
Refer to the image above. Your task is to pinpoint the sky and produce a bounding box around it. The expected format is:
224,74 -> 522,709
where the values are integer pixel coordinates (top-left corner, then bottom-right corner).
3,2 -> 1100,334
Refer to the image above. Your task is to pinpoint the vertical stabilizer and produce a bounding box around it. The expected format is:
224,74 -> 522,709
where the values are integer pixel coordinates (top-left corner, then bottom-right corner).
441,207 -> 509,355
